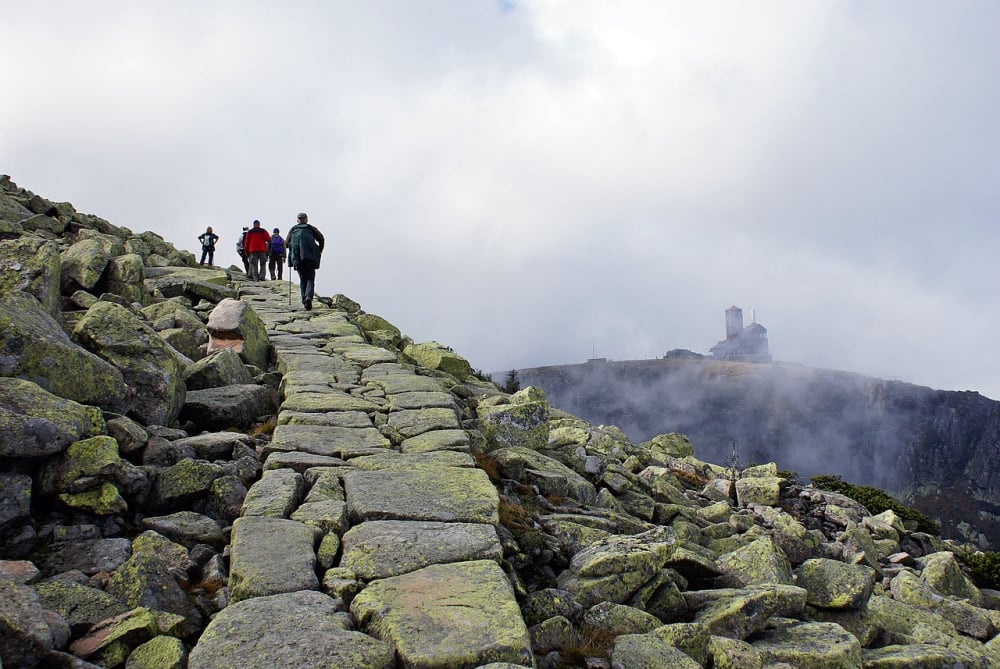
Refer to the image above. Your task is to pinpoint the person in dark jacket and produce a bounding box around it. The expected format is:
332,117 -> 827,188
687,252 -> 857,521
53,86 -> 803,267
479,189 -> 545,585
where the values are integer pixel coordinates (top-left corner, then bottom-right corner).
268,227 -> 286,281
197,226 -> 219,266
286,212 -> 325,310
243,220 -> 271,280
236,226 -> 250,274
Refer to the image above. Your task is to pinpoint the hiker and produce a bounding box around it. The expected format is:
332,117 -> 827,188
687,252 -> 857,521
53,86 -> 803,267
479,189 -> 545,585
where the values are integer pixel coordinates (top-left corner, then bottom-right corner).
236,226 -> 250,275
243,220 -> 271,281
197,226 -> 218,266
268,227 -> 286,280
286,212 -> 325,310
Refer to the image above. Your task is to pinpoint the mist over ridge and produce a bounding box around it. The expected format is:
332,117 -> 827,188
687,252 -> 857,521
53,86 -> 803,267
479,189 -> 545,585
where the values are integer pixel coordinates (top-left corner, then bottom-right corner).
516,356 -> 1000,548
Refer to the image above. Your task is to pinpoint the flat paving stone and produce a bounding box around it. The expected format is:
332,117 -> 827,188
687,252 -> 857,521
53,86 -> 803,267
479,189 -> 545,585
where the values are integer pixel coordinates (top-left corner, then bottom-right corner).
386,408 -> 461,439
277,410 -> 373,427
263,451 -> 347,472
366,374 -> 448,395
399,429 -> 471,454
280,392 -> 382,414
265,424 -> 390,459
343,467 -> 499,525
241,469 -> 304,518
189,590 -> 393,669
351,560 -> 533,668
228,517 -> 319,602
341,520 -> 502,580
349,450 -> 475,470
387,391 -> 458,410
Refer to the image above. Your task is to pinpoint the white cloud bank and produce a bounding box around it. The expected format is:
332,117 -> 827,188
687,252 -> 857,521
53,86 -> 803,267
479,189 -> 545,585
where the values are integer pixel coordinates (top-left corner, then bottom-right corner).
3,1 -> 999,397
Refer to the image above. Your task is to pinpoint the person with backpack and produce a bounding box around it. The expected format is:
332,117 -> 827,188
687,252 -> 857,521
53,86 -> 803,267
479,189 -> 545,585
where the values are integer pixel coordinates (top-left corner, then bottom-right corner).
197,226 -> 219,266
268,227 -> 286,280
236,226 -> 250,275
286,212 -> 325,310
243,219 -> 271,280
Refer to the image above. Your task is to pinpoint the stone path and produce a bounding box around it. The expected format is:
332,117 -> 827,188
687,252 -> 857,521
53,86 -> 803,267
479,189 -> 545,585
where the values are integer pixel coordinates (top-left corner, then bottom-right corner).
189,283 -> 534,669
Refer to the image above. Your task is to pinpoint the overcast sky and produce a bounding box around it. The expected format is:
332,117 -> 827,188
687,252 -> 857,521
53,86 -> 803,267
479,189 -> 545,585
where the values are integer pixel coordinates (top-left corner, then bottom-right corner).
4,1 -> 999,399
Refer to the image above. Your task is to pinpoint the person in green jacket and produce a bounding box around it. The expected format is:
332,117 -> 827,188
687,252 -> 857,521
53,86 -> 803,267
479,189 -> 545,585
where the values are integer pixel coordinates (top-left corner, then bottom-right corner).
286,212 -> 325,310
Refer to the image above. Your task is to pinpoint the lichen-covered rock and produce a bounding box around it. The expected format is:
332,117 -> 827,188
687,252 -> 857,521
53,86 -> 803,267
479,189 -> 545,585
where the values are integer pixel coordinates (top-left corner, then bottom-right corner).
351,559 -> 534,668
34,580 -> 130,635
796,558 -> 876,610
862,642 -> 993,668
611,633 -> 702,668
0,578 -> 55,668
72,300 -> 187,426
149,458 -> 226,511
340,520 -> 502,580
182,349 -> 253,390
716,537 -> 794,587
557,527 -> 676,608
180,384 -> 278,431
490,445 -> 596,504
0,377 -> 105,458
343,466 -> 499,525
228,516 -> 319,602
580,601 -> 661,637
206,298 -> 269,370
707,635 -> 764,669
0,473 -> 32,531
68,607 -> 160,663
643,432 -> 696,460
735,475 -> 782,507
402,341 -> 473,380
189,590 -> 393,669
689,585 -> 807,640
918,551 -> 984,606
0,291 -> 130,411
144,266 -> 235,303
106,533 -> 201,631
479,396 -> 550,452
889,570 -> 996,640
126,634 -> 188,669
0,236 -> 61,317
61,234 -> 125,290
751,621 -> 863,669
101,253 -> 147,305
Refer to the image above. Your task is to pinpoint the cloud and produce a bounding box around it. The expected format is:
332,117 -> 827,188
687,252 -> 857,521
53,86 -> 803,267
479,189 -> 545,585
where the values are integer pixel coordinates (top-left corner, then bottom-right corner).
3,1 -> 999,399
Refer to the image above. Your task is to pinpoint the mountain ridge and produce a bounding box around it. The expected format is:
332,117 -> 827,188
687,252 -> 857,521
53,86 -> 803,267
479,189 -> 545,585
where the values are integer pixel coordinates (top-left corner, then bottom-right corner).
515,356 -> 1000,548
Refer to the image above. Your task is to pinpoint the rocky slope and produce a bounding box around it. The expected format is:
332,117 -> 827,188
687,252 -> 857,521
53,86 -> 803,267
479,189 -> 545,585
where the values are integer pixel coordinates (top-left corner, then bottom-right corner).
3,174 -> 1000,668
515,358 -> 1000,549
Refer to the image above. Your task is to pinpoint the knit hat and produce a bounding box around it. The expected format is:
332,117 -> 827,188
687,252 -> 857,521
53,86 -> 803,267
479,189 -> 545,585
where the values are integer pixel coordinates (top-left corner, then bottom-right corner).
273,228 -> 280,233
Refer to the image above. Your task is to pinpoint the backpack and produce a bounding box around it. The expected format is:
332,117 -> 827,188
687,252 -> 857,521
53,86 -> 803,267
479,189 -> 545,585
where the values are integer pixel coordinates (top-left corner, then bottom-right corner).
269,235 -> 285,255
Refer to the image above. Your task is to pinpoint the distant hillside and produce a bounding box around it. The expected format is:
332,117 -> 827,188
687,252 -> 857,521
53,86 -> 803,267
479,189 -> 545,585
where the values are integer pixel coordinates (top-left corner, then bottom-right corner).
517,358 -> 1000,548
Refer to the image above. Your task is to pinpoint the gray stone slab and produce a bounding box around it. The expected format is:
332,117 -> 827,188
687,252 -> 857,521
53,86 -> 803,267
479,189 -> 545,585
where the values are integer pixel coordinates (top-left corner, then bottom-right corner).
241,469 -> 304,518
189,590 -> 393,669
228,517 -> 319,602
263,451 -> 347,473
399,429 -> 471,454
331,344 -> 399,366
349,450 -> 475,470
291,500 -> 348,534
351,560 -> 533,667
366,374 -> 447,395
265,424 -> 390,459
387,391 -> 458,410
280,391 -> 382,414
387,408 -> 461,439
341,520 -> 502,580
277,410 -> 373,428
343,467 -> 499,524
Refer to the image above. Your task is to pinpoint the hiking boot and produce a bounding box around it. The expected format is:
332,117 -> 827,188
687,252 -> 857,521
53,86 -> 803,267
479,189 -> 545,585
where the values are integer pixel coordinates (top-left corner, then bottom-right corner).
304,299 -> 312,311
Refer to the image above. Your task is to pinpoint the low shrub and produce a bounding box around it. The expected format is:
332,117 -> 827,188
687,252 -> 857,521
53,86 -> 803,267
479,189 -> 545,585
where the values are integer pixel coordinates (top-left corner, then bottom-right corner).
810,474 -> 938,534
